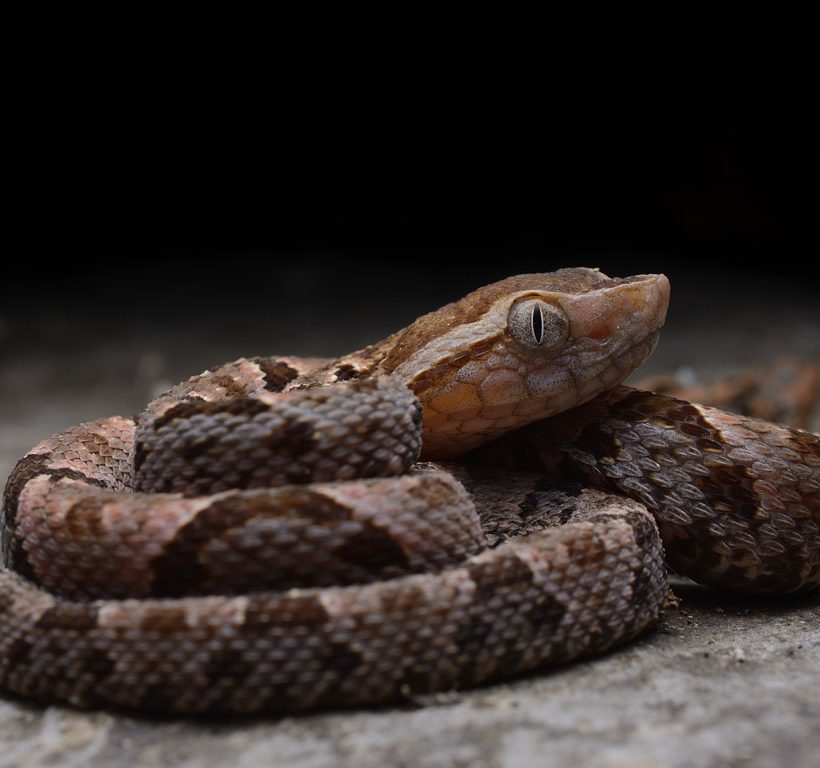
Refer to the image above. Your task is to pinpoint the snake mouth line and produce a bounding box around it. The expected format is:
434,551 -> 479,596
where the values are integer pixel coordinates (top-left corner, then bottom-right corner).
618,327 -> 662,373
572,327 -> 663,400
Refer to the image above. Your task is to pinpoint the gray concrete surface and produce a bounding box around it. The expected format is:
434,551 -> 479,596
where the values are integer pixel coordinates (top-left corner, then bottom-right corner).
1,269 -> 818,767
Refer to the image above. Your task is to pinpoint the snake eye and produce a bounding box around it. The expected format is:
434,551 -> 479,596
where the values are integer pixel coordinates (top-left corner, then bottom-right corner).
507,299 -> 569,353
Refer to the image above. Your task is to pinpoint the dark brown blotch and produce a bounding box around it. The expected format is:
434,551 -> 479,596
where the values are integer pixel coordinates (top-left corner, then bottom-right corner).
624,519 -> 663,633
260,413 -> 318,458
2,453 -> 110,579
456,553 -> 566,684
80,650 -> 116,679
6,638 -> 33,666
148,397 -> 271,431
149,490 -> 357,596
242,593 -> 332,629
250,357 -> 302,392
3,454 -> 107,524
332,519 -> 412,575
333,363 -> 367,381
138,606 -> 189,632
36,603 -> 100,632
204,648 -> 255,683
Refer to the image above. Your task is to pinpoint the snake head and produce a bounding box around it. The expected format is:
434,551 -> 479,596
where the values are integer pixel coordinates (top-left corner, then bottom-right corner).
379,268 -> 670,458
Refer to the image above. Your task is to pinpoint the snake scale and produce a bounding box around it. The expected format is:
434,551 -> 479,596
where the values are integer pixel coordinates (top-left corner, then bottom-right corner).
1,268 -> 818,715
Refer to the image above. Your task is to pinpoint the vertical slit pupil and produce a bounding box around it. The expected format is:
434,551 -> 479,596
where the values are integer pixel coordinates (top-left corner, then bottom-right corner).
531,305 -> 543,344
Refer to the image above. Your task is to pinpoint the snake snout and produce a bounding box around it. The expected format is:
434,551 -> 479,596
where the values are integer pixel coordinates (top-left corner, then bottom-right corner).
565,272 -> 670,344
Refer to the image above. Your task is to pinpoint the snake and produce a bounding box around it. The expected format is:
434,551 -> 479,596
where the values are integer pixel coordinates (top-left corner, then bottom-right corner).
1,268 -> 818,715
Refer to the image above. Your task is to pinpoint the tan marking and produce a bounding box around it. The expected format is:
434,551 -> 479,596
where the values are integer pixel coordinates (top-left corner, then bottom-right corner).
478,370 -> 528,407
429,383 -> 483,415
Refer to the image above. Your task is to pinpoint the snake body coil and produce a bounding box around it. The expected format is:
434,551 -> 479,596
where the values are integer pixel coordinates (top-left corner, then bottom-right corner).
1,268 -> 817,714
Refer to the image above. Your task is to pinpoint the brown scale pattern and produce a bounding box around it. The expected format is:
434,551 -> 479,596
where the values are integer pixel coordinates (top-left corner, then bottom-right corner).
1,270 -> 815,714
0,496 -> 663,714
135,381 -> 423,495
0,359 -> 667,714
483,387 -> 820,593
16,471 -> 484,599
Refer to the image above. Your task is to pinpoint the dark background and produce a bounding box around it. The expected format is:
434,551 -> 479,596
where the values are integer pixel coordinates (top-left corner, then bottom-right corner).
3,90 -> 818,347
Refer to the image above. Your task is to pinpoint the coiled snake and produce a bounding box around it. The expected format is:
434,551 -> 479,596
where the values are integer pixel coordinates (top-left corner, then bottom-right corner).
1,268 -> 818,714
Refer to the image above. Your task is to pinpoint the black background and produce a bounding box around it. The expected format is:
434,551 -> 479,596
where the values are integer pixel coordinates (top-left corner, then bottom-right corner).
5,88 -> 818,324
2,78 -> 819,467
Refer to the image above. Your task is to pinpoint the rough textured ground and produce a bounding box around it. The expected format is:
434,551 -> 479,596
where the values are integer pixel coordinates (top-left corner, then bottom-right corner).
1,268 -> 818,767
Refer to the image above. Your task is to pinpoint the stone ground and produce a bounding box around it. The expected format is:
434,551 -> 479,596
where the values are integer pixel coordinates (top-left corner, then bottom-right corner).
1,268 -> 818,767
